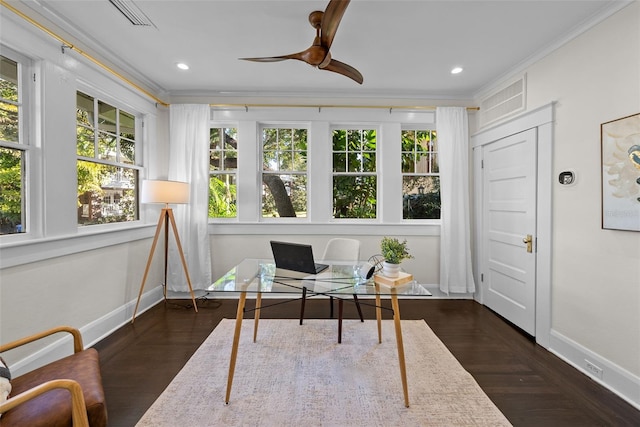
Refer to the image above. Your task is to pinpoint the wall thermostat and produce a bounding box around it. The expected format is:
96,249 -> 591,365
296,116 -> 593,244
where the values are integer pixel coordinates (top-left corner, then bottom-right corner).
559,170 -> 576,186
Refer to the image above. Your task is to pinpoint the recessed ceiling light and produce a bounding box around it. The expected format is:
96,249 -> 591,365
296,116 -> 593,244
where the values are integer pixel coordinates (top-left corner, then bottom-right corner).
176,63 -> 189,70
451,67 -> 463,74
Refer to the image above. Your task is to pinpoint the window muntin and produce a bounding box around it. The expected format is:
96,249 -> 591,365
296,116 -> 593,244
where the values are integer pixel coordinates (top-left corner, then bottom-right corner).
332,129 -> 377,219
209,127 -> 238,218
76,92 -> 139,226
261,127 -> 308,218
0,54 -> 26,235
401,129 -> 440,219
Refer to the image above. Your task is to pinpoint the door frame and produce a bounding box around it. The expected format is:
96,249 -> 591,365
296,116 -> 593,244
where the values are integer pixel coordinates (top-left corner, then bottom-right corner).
471,103 -> 554,349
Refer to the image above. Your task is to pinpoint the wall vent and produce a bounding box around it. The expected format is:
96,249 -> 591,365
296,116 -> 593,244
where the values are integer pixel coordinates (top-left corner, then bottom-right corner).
479,74 -> 526,127
109,0 -> 156,27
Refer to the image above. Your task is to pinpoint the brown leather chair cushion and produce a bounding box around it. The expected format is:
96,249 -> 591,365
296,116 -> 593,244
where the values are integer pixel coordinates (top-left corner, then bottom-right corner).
2,348 -> 107,427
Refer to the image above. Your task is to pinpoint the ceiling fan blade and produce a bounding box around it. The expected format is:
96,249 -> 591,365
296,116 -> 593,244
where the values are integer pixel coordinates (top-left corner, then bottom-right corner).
239,52 -> 307,63
320,58 -> 363,84
321,0 -> 350,50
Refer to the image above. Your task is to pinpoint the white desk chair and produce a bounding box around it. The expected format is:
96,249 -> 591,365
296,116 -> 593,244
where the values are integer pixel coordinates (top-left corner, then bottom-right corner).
299,238 -> 364,327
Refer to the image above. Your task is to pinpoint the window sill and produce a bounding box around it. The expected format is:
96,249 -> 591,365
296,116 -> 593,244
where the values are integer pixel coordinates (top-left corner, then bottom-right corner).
209,222 -> 441,236
0,224 -> 155,269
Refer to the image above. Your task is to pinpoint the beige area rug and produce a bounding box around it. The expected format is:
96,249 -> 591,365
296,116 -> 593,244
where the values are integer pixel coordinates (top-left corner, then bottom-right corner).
137,319 -> 511,427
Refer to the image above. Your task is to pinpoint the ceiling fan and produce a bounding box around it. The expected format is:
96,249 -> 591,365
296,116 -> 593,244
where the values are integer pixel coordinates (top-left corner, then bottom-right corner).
239,0 -> 363,84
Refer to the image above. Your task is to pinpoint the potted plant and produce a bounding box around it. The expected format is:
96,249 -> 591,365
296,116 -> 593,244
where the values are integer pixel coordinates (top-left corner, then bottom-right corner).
380,237 -> 413,278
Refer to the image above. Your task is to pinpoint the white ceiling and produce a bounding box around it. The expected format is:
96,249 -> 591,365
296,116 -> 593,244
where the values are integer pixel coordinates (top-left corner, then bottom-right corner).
5,0 -> 630,102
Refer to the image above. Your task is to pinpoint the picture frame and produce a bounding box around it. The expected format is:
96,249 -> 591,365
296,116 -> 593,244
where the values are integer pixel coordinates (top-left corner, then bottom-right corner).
601,112 -> 640,231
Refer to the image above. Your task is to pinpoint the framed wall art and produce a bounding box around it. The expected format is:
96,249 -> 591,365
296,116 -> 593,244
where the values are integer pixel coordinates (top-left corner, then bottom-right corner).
601,112 -> 640,231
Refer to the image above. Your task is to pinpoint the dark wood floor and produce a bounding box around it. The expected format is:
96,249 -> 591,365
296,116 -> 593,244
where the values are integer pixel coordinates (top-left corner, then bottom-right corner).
94,297 -> 640,426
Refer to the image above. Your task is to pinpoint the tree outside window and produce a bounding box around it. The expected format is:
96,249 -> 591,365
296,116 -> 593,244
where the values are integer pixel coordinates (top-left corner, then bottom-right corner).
261,127 -> 308,218
209,127 -> 237,218
332,129 -> 377,219
0,54 -> 25,235
76,92 -> 139,225
401,129 -> 440,219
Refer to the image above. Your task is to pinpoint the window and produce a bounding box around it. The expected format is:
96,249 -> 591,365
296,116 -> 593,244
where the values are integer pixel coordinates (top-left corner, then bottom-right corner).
0,53 -> 27,235
209,127 -> 238,218
332,129 -> 377,219
76,92 -> 139,226
261,127 -> 308,218
401,129 -> 440,219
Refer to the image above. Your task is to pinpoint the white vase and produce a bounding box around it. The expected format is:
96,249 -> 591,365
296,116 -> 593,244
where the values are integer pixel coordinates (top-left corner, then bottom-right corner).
382,261 -> 401,278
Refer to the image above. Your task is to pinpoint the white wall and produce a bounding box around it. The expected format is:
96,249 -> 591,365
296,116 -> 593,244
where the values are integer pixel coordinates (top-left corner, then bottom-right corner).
473,2 -> 640,405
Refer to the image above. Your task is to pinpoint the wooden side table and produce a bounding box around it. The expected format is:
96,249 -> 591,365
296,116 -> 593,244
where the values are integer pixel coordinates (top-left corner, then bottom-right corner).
374,272 -> 414,407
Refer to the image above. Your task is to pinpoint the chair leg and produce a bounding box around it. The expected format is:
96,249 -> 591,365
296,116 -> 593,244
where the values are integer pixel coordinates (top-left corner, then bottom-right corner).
353,294 -> 364,322
329,296 -> 334,318
299,287 -> 307,325
338,299 -> 344,343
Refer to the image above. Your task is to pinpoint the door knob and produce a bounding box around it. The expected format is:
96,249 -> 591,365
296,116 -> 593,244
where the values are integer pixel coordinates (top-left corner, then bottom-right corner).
523,234 -> 533,253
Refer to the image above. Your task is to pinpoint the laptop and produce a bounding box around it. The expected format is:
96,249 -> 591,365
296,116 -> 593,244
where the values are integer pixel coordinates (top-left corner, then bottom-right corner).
270,241 -> 329,275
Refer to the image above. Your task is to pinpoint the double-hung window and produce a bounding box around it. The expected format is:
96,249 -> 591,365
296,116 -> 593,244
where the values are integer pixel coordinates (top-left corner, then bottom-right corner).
261,126 -> 308,218
0,51 -> 29,235
76,91 -> 140,226
209,126 -> 238,218
332,128 -> 377,219
401,129 -> 440,219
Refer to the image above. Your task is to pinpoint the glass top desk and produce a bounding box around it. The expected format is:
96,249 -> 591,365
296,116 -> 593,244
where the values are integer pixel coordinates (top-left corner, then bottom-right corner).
210,258 -> 431,407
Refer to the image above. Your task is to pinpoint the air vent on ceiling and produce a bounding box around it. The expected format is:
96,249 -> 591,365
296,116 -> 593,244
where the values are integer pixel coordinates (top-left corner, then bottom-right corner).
479,74 -> 526,127
109,0 -> 155,27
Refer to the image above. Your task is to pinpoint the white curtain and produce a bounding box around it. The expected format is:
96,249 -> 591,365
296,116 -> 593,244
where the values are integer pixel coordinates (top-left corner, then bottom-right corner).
437,107 -> 476,294
167,104 -> 211,292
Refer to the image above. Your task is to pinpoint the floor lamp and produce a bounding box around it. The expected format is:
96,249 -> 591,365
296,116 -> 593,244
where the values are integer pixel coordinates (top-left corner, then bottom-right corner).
132,180 -> 198,323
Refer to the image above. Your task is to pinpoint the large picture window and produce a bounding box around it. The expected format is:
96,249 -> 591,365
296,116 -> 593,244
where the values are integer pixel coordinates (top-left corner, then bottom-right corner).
76,92 -> 139,226
261,127 -> 308,218
332,128 -> 377,219
209,127 -> 238,218
401,129 -> 440,219
0,53 -> 27,235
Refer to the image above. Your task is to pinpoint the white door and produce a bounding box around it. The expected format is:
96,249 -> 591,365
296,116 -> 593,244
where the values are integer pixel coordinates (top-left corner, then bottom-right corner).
482,129 -> 537,335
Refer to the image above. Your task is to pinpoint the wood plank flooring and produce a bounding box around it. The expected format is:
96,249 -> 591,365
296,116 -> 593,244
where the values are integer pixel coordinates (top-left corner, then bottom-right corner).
93,298 -> 640,426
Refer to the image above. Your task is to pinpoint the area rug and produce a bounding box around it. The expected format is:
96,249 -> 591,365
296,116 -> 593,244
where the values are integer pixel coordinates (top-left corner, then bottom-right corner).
136,319 -> 511,426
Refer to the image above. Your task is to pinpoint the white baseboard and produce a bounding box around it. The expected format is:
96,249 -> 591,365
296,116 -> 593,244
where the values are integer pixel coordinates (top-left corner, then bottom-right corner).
8,286 -> 164,377
549,329 -> 640,410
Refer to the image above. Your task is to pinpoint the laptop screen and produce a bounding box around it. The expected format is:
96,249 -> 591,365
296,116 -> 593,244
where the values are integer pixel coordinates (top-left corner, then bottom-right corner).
270,241 -> 328,274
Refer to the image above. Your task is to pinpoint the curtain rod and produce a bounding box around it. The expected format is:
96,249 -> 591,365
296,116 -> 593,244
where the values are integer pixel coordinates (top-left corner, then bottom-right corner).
1,0 -> 170,107
211,103 -> 479,111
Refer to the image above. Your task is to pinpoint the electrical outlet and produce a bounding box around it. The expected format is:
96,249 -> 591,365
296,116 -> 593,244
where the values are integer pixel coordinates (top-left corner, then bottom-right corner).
585,360 -> 603,379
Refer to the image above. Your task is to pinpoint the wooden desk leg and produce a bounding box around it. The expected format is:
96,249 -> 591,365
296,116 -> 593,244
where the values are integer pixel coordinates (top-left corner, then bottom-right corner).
253,292 -> 262,343
225,291 -> 247,404
390,288 -> 409,407
375,282 -> 382,344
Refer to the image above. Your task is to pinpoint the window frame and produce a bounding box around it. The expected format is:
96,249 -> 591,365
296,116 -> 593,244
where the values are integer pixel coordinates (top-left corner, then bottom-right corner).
0,46 -> 34,240
259,124 -> 310,221
75,90 -> 143,228
330,125 -> 379,221
400,125 -> 441,222
209,125 -> 239,219
208,107 -> 441,233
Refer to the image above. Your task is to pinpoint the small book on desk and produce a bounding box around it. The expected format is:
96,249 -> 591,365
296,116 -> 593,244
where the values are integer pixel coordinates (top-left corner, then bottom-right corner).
373,272 -> 413,287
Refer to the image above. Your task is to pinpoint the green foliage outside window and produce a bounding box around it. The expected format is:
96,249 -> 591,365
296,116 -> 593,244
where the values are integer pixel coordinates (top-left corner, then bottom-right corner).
209,127 -> 238,218
76,92 -> 138,225
0,148 -> 22,233
261,128 -> 308,218
0,55 -> 23,234
401,130 -> 440,219
332,129 -> 377,218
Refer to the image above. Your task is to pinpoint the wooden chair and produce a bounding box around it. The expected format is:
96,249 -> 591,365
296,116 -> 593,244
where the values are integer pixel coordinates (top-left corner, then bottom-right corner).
0,326 -> 107,427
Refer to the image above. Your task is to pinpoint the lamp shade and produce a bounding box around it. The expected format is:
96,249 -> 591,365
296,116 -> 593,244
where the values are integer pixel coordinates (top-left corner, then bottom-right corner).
141,180 -> 189,204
